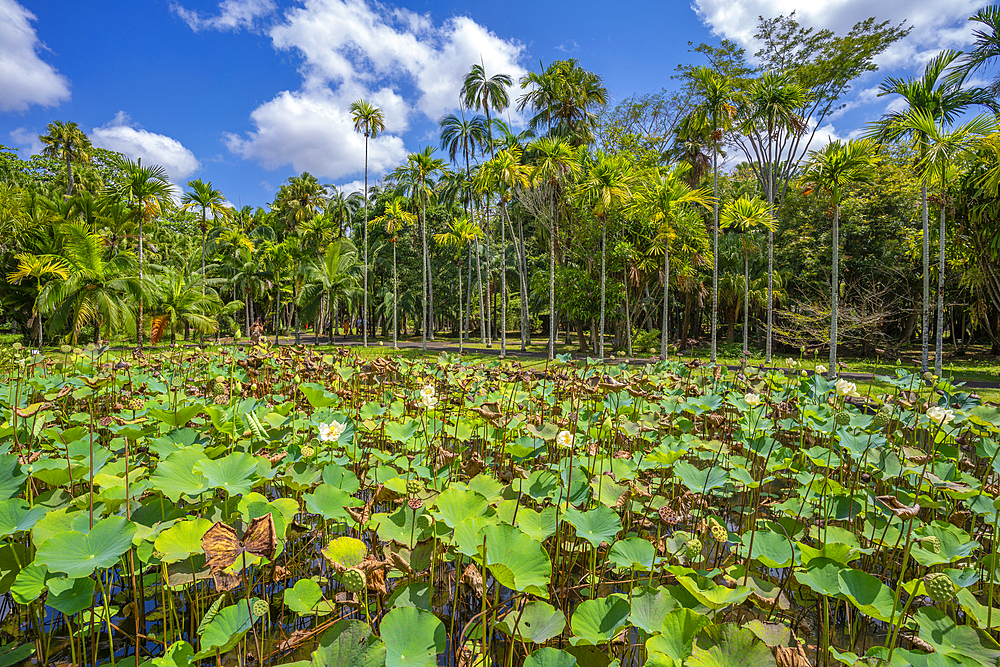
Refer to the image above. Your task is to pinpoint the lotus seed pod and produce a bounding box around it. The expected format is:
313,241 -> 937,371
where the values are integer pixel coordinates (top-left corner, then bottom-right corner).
683,539 -> 703,560
251,599 -> 268,617
921,536 -> 942,554
924,572 -> 955,602
127,396 -> 144,411
213,380 -> 226,395
835,411 -> 851,426
406,479 -> 422,495
300,445 -> 315,458
922,371 -> 935,383
874,412 -> 890,428
711,523 -> 728,543
343,567 -> 367,592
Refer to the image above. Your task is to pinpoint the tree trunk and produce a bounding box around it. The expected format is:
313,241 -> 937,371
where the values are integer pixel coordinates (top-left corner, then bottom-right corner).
363,136 -> 370,347
711,147 -> 719,363
935,184 -> 946,375
599,214 -> 606,359
500,202 -> 507,356
744,252 -> 750,358
548,192 -> 556,360
661,236 -> 670,359
921,180 -> 929,372
476,239 -> 486,346
830,204 -> 840,379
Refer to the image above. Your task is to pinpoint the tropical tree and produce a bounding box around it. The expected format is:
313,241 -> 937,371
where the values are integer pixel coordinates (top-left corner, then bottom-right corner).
181,179 -> 231,303
350,99 -> 386,346
39,223 -> 142,345
689,67 -> 736,363
732,72 -> 810,362
153,267 -> 221,344
721,196 -> 777,358
949,6 -> 1000,94
299,239 -> 359,345
103,157 -> 173,348
895,110 -> 997,373
634,165 -> 713,358
435,215 -> 481,353
577,152 -> 632,358
799,138 -> 876,377
38,121 -> 92,199
372,197 -> 415,348
529,137 -> 581,359
869,50 -> 994,370
6,253 -> 70,348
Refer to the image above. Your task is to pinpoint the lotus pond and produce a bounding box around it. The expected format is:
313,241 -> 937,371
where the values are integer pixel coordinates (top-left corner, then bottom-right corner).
1,341 -> 1000,667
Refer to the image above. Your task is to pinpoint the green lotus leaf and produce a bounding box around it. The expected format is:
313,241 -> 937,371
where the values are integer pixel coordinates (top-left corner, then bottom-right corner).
149,448 -> 210,502
483,523 -> 552,598
311,619 -> 385,667
304,485 -> 363,525
677,574 -> 751,610
515,506 -> 558,542
688,623 -> 777,667
914,606 -> 1000,666
47,576 -> 95,616
628,586 -> 679,634
674,462 -> 730,494
524,647 -> 579,667
609,537 -> 655,571
646,608 -> 712,663
386,582 -> 433,611
147,404 -> 203,428
373,506 -> 433,548
0,643 -> 35,667
380,606 -> 446,667
739,529 -> 796,568
837,568 -> 897,623
148,640 -> 195,667
35,516 -> 136,578
0,499 -> 46,537
563,505 -> 622,549
498,600 -> 566,644
911,521 -> 979,567
154,518 -> 213,564
0,454 -> 26,500
322,536 -> 367,568
569,596 -> 631,646
197,598 -> 263,655
11,563 -> 50,604
431,488 -> 488,528
795,557 -> 845,597
195,452 -> 260,497
283,578 -> 335,616
321,463 -> 361,494
299,383 -> 339,408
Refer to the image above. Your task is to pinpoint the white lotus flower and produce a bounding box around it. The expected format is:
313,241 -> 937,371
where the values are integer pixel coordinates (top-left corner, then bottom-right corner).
786,358 -> 798,367
744,392 -> 762,407
926,406 -> 955,425
835,379 -> 859,397
421,394 -> 438,409
556,430 -> 573,448
420,384 -> 436,400
815,364 -> 828,375
318,420 -> 346,442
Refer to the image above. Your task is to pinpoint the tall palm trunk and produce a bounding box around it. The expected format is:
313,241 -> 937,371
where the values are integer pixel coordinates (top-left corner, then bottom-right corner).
661,239 -> 670,359
711,149 -> 719,363
421,193 -> 429,352
830,203 -> 840,378
921,181 -> 929,372
548,190 -> 556,360
465,249 -> 473,337
458,251 -> 464,353
138,216 -> 144,349
517,215 -> 530,348
392,240 -> 398,349
624,268 -> 632,356
363,136 -> 370,347
65,150 -> 74,199
935,170 -> 946,375
476,238 -> 486,345
765,160 -> 774,364
599,215 -> 606,359
500,199 -> 507,356
743,249 -> 750,358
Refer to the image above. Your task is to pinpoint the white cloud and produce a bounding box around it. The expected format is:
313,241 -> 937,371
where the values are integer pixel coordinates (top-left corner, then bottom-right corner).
213,0 -> 526,180
9,127 -> 42,155
0,0 -> 70,112
170,0 -> 276,32
691,0 -> 981,72
91,112 -> 201,183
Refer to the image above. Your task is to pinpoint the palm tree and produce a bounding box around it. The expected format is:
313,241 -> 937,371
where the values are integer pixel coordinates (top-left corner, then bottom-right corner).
299,239 -> 360,344
577,152 -> 632,358
103,157 -> 173,348
519,60 -> 608,145
153,267 -> 221,344
529,137 -> 581,359
690,67 -> 736,364
435,215 -> 482,353
799,139 -> 876,377
721,196 -> 777,359
38,121 -> 92,199
478,147 -> 530,352
350,99 -> 386,347
894,110 -> 997,373
390,148 -> 445,351
6,253 -> 70,348
181,179 -> 231,303
869,50 -> 994,370
372,197 -> 415,348
40,223 -> 143,345
732,72 -> 810,363
949,6 -> 1000,94
634,165 -> 713,358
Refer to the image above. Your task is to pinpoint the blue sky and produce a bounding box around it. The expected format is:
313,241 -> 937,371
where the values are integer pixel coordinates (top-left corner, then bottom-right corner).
0,0 -> 985,207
